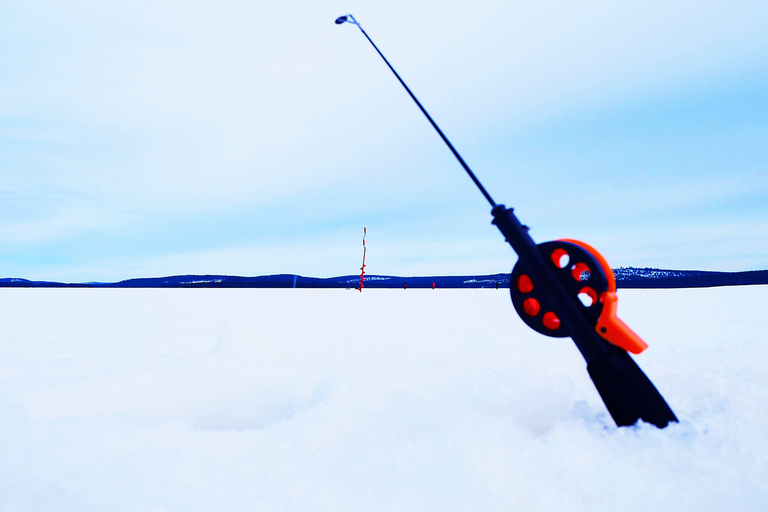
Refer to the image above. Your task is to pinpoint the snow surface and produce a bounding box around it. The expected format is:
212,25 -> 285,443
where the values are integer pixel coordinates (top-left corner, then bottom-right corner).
1,287 -> 766,510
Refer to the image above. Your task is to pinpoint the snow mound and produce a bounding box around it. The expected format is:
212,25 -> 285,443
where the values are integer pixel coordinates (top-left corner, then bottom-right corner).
0,287 -> 766,510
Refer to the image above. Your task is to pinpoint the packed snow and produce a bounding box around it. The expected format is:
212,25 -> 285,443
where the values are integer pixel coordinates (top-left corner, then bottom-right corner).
1,287 -> 766,510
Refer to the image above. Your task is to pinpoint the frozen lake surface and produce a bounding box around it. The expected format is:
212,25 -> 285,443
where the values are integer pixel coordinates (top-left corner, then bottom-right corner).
1,287 -> 766,510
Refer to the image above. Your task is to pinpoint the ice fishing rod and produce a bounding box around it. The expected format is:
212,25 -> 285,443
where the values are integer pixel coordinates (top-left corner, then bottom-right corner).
335,14 -> 677,428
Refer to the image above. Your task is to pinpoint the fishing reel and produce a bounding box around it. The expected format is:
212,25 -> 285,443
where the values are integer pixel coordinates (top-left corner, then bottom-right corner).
510,239 -> 648,354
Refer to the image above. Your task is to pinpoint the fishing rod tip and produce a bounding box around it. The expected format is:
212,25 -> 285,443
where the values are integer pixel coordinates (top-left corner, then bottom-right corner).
335,14 -> 359,26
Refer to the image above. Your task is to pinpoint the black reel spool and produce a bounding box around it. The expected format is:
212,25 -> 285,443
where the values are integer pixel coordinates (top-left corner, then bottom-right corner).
510,240 -> 609,337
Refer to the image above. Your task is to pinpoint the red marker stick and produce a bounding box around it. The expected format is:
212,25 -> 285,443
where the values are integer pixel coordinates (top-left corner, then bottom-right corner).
357,227 -> 367,292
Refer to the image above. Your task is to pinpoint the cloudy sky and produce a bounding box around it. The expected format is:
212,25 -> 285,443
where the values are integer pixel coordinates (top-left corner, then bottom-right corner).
2,0 -> 767,281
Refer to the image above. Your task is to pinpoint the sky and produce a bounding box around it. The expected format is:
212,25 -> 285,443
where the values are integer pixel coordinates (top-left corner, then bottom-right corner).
1,0 -> 767,282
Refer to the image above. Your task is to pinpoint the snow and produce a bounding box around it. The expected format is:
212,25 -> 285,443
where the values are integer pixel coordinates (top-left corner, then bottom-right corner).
1,287 -> 766,510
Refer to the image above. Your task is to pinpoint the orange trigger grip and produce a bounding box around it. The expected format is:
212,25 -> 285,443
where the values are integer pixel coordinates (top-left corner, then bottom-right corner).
559,239 -> 648,354
596,291 -> 648,354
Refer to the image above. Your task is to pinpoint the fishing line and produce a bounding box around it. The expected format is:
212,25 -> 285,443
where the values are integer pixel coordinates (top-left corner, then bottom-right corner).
335,15 -> 496,208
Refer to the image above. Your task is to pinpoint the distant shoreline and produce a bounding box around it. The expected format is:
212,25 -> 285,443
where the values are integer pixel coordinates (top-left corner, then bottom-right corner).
2,268 -> 767,289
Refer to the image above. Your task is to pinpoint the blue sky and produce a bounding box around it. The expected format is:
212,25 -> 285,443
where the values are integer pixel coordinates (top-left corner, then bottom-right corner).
2,0 -> 767,281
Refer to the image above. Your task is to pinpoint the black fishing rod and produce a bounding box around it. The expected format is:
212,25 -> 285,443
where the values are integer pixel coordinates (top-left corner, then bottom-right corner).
335,14 -> 677,428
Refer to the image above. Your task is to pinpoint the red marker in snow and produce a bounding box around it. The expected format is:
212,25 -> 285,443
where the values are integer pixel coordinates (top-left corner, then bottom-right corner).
357,227 -> 367,292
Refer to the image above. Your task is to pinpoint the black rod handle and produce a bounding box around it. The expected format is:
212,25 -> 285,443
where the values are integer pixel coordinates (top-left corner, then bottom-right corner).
588,345 -> 678,427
